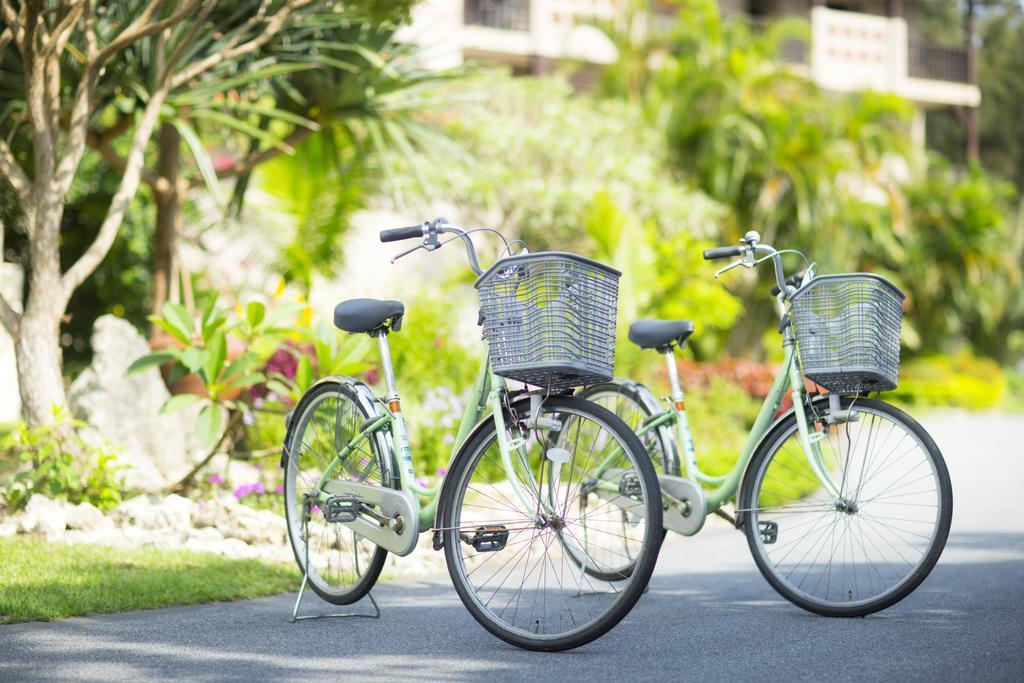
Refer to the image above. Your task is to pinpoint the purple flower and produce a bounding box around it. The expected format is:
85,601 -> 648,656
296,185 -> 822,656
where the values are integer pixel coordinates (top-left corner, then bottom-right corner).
274,485 -> 284,494
436,468 -> 447,477
208,474 -> 224,485
233,482 -> 266,499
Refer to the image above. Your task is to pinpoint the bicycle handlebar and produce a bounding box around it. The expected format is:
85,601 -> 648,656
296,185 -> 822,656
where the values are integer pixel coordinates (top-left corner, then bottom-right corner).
706,232 -> 807,299
379,225 -> 424,242
382,217 -> 485,276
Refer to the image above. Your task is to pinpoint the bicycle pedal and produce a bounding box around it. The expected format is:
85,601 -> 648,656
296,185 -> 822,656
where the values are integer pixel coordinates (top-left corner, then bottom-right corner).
759,520 -> 778,544
323,496 -> 360,523
461,525 -> 509,552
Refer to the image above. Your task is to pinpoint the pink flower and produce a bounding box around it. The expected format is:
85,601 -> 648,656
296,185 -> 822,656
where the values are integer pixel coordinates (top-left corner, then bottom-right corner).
209,474 -> 224,485
274,485 -> 284,494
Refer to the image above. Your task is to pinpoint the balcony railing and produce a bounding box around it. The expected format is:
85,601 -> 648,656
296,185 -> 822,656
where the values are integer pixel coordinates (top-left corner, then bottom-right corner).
908,41 -> 970,84
465,0 -> 530,32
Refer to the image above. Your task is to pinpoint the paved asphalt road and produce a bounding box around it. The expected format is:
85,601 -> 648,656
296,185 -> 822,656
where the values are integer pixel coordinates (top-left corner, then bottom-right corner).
1,411 -> 1022,682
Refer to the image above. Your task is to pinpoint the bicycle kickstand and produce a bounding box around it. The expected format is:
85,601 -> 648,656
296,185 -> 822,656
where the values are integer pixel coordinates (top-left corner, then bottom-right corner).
288,500 -> 381,622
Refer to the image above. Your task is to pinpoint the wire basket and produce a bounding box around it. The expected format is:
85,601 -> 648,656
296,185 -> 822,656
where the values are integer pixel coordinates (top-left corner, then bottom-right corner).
475,252 -> 621,392
790,273 -> 905,394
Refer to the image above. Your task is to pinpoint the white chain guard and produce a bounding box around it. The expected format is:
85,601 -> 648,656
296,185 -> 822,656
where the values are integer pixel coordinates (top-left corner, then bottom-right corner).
659,474 -> 706,536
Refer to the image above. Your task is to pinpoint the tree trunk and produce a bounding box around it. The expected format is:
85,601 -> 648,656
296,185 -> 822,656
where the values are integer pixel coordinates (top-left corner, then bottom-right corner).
16,196 -> 68,427
151,124 -> 182,323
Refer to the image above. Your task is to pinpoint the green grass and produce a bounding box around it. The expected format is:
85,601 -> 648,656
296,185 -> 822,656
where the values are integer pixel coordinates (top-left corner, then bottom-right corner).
0,537 -> 300,624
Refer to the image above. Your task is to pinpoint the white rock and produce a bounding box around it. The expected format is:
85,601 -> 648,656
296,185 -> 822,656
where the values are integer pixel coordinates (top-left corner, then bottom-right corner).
25,494 -> 67,534
67,315 -> 207,492
183,536 -> 254,559
191,496 -> 286,545
0,520 -> 17,537
15,510 -> 38,533
187,526 -> 225,542
66,502 -> 113,532
113,494 -> 191,532
63,528 -> 126,546
162,493 -> 195,517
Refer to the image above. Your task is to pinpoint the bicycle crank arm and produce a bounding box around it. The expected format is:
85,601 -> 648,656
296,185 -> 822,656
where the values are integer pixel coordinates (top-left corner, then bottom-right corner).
658,474 -> 706,536
319,479 -> 419,556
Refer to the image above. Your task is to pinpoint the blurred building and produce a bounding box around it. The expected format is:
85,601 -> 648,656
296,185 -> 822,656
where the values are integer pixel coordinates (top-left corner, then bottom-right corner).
401,0 -> 980,149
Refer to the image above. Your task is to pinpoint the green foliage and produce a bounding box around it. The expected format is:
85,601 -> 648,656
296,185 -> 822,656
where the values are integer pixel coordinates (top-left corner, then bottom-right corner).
0,536 -> 298,624
244,136 -> 368,292
130,299 -> 304,449
404,71 -> 736,373
593,0 -> 1024,364
416,70 -> 723,252
242,410 -> 290,456
976,0 -> 1024,188
1,408 -> 124,512
889,352 -> 1007,410
1004,369 -> 1024,412
894,161 -> 1021,359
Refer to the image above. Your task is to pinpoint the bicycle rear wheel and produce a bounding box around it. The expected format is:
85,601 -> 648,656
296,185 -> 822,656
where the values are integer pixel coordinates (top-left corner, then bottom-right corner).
283,379 -> 390,605
740,397 -> 952,617
574,382 -> 677,580
440,395 -> 662,651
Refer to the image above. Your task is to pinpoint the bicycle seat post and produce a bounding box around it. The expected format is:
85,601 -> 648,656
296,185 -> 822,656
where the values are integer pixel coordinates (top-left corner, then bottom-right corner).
664,347 -> 685,411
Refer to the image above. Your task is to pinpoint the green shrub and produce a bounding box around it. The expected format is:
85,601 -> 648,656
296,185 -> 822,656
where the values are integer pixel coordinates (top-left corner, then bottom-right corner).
1,407 -> 125,511
242,409 -> 288,454
1002,369 -> 1024,412
890,352 -> 1006,410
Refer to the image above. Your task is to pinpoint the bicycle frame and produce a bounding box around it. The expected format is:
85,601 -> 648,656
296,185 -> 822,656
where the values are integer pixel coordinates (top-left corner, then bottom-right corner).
311,338 -> 548,535
635,301 -> 843,516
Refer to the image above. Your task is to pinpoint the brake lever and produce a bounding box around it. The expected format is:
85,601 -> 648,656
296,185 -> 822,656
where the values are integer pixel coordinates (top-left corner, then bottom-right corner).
714,258 -> 751,279
390,243 -> 429,264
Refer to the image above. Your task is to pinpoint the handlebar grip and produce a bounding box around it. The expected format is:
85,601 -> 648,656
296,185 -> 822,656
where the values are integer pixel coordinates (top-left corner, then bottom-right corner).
379,225 -> 424,243
703,245 -> 744,260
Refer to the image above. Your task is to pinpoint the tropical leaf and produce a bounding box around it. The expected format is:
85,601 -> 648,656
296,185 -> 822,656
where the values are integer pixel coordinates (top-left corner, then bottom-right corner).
159,394 -> 204,414
196,404 -> 225,450
126,352 -> 175,375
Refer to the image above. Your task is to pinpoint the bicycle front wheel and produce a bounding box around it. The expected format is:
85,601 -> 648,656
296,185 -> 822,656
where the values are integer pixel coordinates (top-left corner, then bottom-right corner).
440,396 -> 662,651
740,397 -> 952,617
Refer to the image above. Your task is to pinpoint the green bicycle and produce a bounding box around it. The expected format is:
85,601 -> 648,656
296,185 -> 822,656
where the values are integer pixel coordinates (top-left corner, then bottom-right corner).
579,231 -> 952,617
280,218 -> 663,651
